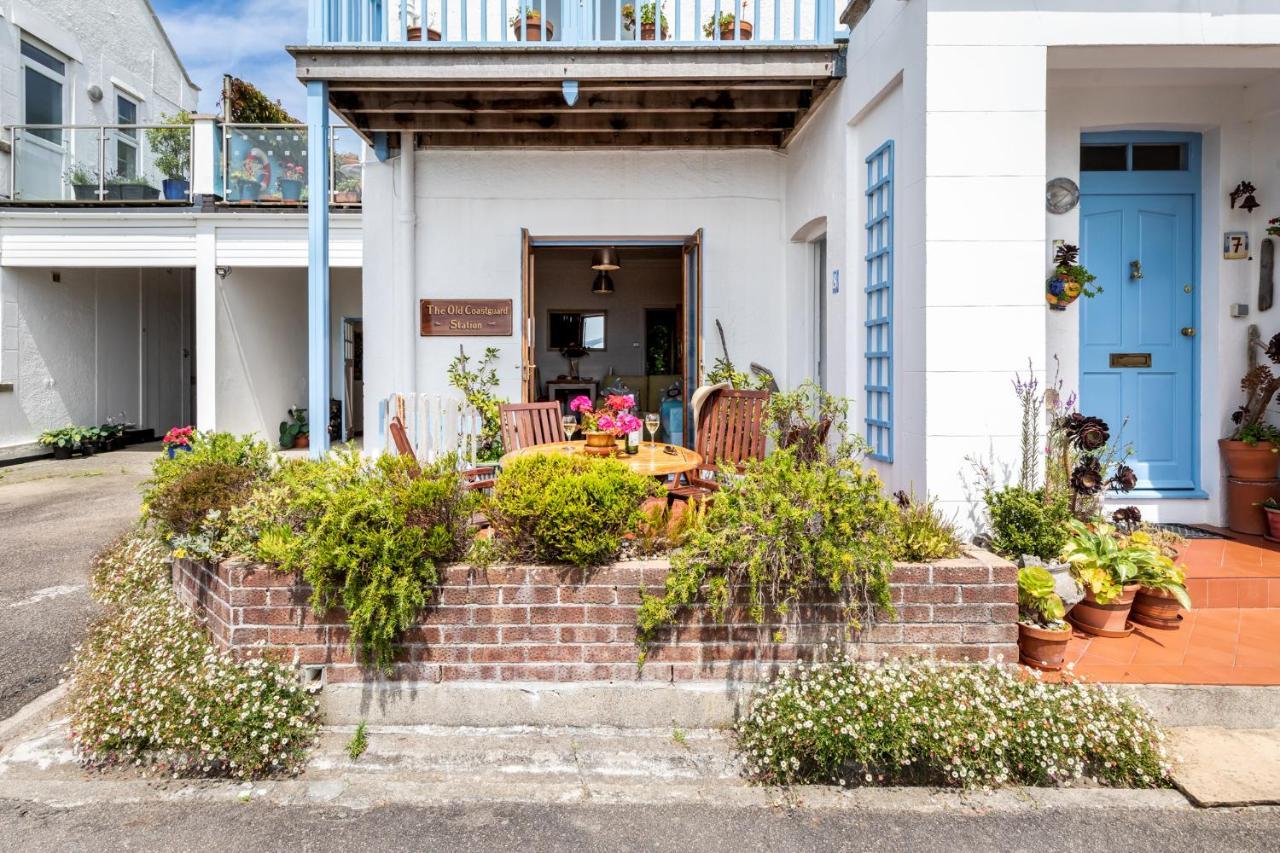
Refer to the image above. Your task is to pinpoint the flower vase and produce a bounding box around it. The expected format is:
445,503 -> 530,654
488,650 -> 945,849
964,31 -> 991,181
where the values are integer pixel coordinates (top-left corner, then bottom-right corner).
166,444 -> 193,459
583,431 -> 617,457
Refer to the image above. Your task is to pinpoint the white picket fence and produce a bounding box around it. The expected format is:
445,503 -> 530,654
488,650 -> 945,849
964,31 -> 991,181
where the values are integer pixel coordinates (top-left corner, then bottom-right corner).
378,393 -> 485,466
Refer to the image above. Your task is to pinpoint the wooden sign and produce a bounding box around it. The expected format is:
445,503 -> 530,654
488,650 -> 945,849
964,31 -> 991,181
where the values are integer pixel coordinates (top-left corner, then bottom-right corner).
420,299 -> 513,336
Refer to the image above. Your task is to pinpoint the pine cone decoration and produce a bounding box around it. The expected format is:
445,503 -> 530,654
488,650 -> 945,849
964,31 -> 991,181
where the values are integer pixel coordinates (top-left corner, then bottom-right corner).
1053,243 -> 1081,269
1070,456 -> 1105,495
1060,413 -> 1110,451
1111,464 -> 1138,493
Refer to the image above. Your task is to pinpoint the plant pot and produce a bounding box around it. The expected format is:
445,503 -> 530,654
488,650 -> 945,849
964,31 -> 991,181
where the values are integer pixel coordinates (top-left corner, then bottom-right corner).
1264,506 -> 1280,541
407,25 -> 442,41
1018,622 -> 1072,672
1131,587 -> 1186,631
103,184 -> 124,201
52,445 -> 73,460
162,178 -> 190,201
583,431 -> 617,457
79,441 -> 97,457
512,17 -> 553,40
236,179 -> 261,202
293,434 -> 310,450
640,22 -> 669,40
1219,438 -> 1280,479
1226,477 -> 1280,535
165,444 -> 192,459
1067,583 -> 1140,637
118,184 -> 160,201
72,184 -> 99,201
334,190 -> 361,204
717,21 -> 753,40
279,179 -> 303,201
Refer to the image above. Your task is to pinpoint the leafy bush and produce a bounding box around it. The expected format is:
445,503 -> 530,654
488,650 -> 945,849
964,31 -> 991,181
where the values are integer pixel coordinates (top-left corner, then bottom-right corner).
983,486 -> 1072,561
736,655 -> 1171,789
143,431 -> 271,511
447,346 -> 506,461
636,449 -> 897,651
489,454 -> 659,567
891,491 -> 963,562
146,461 -> 257,536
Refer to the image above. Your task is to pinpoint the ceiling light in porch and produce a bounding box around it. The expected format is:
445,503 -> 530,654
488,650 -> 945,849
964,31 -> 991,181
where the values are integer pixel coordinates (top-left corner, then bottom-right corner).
591,248 -> 621,271
591,271 -> 615,295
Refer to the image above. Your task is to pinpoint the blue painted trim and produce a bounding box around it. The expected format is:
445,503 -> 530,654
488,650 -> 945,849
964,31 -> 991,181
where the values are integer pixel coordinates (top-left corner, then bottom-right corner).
1107,489 -> 1209,501
1079,130 -> 1202,496
307,80 -> 332,460
372,132 -> 390,162
864,139 -> 894,462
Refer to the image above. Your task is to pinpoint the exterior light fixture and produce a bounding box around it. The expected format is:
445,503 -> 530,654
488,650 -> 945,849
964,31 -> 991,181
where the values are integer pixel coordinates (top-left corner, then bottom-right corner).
1230,181 -> 1261,213
590,248 -> 620,271
591,270 -> 615,295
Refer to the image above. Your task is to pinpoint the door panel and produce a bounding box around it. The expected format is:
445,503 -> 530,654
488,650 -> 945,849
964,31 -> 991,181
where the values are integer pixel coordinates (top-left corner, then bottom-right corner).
1080,193 -> 1195,491
681,229 -> 703,448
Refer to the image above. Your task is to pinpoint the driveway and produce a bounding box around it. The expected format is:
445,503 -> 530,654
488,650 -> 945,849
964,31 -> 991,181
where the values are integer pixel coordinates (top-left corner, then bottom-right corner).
0,445 -> 158,720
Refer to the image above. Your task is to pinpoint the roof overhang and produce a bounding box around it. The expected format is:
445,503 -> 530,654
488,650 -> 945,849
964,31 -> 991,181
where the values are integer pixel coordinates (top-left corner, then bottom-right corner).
289,44 -> 844,149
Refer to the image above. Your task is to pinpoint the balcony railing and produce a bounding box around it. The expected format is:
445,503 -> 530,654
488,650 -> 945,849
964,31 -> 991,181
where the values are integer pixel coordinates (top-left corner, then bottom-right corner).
310,0 -> 835,46
221,124 -> 363,207
9,123 -> 195,203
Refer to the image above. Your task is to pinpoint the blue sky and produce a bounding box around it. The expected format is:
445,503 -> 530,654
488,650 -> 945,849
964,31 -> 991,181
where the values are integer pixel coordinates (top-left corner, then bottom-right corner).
151,0 -> 308,118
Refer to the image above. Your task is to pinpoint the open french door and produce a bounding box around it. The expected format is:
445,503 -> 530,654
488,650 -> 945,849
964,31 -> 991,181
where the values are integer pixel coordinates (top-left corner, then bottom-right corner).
520,228 -> 538,402
681,229 -> 703,447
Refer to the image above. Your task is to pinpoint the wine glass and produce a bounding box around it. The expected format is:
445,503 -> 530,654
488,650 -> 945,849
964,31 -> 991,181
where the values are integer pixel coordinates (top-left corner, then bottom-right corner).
645,412 -> 661,446
561,414 -> 577,448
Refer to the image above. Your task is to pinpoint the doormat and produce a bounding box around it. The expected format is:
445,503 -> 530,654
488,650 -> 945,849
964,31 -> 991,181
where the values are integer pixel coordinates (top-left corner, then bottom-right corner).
1152,523 -> 1231,540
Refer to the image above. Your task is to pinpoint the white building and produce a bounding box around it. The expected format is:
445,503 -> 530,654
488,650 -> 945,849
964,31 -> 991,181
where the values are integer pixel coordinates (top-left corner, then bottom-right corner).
0,0 -> 366,456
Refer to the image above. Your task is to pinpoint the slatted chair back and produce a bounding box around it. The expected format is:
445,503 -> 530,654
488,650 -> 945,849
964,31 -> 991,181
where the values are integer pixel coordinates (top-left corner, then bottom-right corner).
696,389 -> 770,473
388,416 -> 422,477
499,402 -> 563,452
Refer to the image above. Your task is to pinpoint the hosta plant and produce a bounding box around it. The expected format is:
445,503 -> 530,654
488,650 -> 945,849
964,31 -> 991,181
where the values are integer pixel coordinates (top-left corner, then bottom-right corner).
1060,520 -> 1183,605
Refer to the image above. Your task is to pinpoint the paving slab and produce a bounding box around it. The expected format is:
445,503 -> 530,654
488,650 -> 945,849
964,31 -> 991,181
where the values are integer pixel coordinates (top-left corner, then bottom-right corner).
1171,727 -> 1280,807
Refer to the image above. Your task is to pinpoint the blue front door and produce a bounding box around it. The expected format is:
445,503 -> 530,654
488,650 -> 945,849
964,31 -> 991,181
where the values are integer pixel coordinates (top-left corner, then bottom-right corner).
1079,133 -> 1200,493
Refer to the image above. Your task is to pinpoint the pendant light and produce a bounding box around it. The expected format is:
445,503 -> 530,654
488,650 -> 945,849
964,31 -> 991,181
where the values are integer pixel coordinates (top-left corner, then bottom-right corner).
591,270 -> 615,295
591,247 -> 621,271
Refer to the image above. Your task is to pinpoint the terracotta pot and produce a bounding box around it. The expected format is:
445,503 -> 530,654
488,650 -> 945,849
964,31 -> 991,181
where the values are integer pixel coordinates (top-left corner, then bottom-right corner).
1225,477 -> 1280,535
640,22 -> 669,40
1018,622 -> 1072,671
1068,583 -> 1140,637
1220,438 -> 1280,479
717,21 -> 753,40
1266,506 -> 1280,541
512,17 -> 553,41
583,430 -> 617,457
406,25 -> 442,41
294,434 -> 310,450
1131,587 -> 1185,631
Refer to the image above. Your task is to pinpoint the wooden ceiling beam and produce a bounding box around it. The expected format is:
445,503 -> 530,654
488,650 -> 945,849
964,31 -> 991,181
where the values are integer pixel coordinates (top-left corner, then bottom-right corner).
413,130 -> 784,147
356,110 -> 797,133
332,88 -> 811,114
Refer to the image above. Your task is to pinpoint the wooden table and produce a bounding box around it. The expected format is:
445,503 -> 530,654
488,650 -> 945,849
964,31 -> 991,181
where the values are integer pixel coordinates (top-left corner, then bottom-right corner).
499,440 -> 702,478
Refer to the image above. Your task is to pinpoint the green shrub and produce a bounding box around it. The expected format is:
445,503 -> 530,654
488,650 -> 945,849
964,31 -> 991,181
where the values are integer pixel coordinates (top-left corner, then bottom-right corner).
984,486 -> 1072,561
891,491 -> 964,562
489,454 -> 659,567
737,655 -> 1171,789
143,431 -> 271,512
636,449 -> 897,652
146,461 -> 257,536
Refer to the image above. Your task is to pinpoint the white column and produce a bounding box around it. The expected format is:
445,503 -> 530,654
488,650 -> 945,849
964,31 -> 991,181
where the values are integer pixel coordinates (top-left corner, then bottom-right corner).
922,43 -> 1048,520
395,132 -> 417,397
189,114 -> 220,198
194,223 -> 217,431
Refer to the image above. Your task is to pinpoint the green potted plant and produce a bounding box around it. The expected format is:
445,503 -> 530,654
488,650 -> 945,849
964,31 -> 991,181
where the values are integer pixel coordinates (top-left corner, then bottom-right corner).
510,5 -> 553,40
1124,529 -> 1192,630
1259,497 -> 1280,542
333,171 -> 361,204
278,161 -> 305,202
703,1 -> 752,40
146,111 -> 192,200
1045,243 -> 1100,310
279,406 -> 309,449
230,159 -> 263,202
1016,565 -> 1071,671
623,2 -> 669,39
38,426 -> 85,459
1222,332 -> 1280,533
1061,520 -> 1176,637
64,164 -> 100,201
108,174 -> 161,202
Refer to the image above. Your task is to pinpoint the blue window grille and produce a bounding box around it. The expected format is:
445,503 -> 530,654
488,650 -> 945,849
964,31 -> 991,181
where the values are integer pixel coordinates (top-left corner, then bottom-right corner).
864,140 -> 894,462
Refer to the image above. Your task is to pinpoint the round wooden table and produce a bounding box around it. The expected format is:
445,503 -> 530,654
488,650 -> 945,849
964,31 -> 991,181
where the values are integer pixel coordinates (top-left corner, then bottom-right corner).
499,440 -> 702,478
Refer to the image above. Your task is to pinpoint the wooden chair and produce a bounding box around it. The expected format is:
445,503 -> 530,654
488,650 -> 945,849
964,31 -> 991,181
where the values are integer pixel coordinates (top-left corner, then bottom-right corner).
499,402 -> 563,452
388,416 -> 421,477
391,416 -> 495,528
669,389 -> 770,501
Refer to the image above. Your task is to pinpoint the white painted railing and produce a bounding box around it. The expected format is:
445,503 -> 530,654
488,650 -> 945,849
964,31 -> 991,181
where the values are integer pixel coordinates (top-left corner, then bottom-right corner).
380,393 -> 485,466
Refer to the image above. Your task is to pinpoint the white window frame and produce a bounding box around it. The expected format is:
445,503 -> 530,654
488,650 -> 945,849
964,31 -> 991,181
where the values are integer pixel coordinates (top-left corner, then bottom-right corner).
114,91 -> 140,179
19,37 -> 67,149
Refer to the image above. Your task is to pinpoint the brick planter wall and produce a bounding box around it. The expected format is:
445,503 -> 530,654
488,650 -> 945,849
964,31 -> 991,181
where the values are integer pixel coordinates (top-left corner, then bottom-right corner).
172,550 -> 1016,685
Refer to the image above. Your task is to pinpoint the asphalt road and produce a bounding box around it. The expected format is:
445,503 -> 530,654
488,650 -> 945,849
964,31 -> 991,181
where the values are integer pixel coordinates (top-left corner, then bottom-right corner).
0,446 -> 157,720
2,800 -> 1278,852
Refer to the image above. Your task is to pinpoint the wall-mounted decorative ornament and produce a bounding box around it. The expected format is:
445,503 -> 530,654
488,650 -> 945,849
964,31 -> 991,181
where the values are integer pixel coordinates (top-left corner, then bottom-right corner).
1046,243 -> 1101,311
1230,181 -> 1261,213
1046,177 -> 1080,214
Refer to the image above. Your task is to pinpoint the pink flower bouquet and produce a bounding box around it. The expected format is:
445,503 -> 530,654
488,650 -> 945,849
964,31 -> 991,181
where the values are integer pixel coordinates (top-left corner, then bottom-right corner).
569,393 -> 638,437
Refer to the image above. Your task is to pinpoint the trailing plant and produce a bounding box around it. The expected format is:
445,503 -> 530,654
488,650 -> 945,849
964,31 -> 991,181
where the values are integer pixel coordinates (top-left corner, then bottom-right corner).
279,406 -> 308,449
447,345 -> 505,461
489,454 -> 659,567
636,448 -> 897,654
1046,243 -> 1101,303
736,655 -> 1171,789
891,490 -> 963,562
90,528 -> 172,605
983,486 -> 1072,561
1017,565 -> 1066,628
145,111 -> 192,180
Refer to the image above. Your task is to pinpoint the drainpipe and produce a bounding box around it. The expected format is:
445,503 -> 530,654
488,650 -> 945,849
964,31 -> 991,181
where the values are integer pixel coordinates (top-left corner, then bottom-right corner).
397,131 -> 417,396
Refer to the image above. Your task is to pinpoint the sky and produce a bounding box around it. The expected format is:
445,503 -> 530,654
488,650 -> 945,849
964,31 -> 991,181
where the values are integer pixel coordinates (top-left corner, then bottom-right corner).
151,0 -> 309,119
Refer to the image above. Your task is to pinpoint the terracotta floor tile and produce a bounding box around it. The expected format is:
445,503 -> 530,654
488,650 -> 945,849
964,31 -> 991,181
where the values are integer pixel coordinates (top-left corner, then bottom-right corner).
1185,578 -> 1209,607
1076,637 -> 1138,665
1239,578 -> 1269,608
1205,579 -> 1240,608
1269,579 -> 1280,607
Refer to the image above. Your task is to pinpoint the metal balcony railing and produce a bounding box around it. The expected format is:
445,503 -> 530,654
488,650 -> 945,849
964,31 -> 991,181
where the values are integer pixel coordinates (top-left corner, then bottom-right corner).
221,124 -> 365,206
8,123 -> 195,203
310,0 -> 836,45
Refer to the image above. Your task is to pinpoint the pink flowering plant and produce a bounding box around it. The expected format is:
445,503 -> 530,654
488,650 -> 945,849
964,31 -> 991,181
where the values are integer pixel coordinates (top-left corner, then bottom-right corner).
162,425 -> 194,450
569,393 -> 641,437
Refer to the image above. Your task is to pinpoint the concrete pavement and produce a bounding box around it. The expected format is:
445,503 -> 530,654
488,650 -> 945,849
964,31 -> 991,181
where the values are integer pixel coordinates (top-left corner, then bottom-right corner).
0,446 -> 157,719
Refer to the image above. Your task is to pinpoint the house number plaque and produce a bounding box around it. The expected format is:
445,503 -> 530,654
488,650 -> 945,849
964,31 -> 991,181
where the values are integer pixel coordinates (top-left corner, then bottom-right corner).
420,299 -> 513,336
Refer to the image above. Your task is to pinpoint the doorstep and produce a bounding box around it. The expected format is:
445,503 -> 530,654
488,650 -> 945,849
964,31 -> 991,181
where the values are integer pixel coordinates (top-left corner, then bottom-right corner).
1178,533 -> 1280,608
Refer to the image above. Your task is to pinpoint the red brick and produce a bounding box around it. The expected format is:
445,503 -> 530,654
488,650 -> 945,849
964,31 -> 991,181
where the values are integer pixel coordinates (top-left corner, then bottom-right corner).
900,584 -> 959,604
500,585 -> 558,605
500,625 -> 558,643
559,626 -> 613,643
902,624 -> 963,644
227,627 -> 268,646
962,623 -> 1019,644
423,606 -> 474,625
584,644 -> 643,663
960,585 -> 1015,604
555,663 -> 619,681
439,626 -> 497,644
228,588 -> 269,606
440,664 -> 500,681
933,565 -> 990,585
889,565 -> 931,584
239,567 -> 292,588
990,564 -> 1018,584
584,606 -> 638,625
896,604 -> 932,623
239,606 -> 298,626
470,645 -> 527,663
403,625 -> 444,644
268,626 -> 327,644
500,665 -> 560,681
931,604 -> 992,624
440,586 -> 501,606
933,645 -> 991,662
559,585 -> 617,605
527,644 -> 581,663
471,606 -> 528,625
414,645 -> 468,663
531,605 -> 585,624
989,604 -> 1019,624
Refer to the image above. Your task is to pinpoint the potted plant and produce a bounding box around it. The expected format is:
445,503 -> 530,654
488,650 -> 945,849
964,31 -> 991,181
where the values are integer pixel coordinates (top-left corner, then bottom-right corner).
1125,529 -> 1193,630
163,425 -> 195,459
569,393 -> 641,456
1260,497 -> 1280,542
623,2 -> 670,40
38,426 -> 84,460
146,112 -> 192,200
96,422 -> 125,451
703,2 -> 752,40
64,164 -> 100,201
278,161 -> 305,202
333,171 -> 362,204
279,406 -> 309,449
230,160 -> 263,202
408,12 -> 442,41
1017,565 -> 1072,671
1061,520 -> 1172,637
510,6 -> 553,40
1220,332 -> 1280,532
1045,243 -> 1101,311
110,174 -> 161,201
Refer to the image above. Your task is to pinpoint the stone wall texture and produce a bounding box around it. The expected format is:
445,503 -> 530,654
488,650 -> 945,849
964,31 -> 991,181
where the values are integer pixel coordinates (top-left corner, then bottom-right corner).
172,550 -> 1017,685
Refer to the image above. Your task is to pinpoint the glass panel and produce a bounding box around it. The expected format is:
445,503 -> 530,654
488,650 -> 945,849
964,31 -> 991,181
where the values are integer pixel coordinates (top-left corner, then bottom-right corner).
225,125 -> 308,203
581,313 -> 606,350
1080,144 -> 1127,171
23,67 -> 62,144
331,126 -> 363,204
21,40 -> 65,75
1132,144 -> 1186,171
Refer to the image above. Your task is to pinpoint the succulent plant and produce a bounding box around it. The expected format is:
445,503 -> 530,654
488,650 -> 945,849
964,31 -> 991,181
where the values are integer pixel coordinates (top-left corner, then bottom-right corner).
1112,464 -> 1138,493
1112,505 -> 1142,532
1070,456 -> 1105,495
1060,413 -> 1111,452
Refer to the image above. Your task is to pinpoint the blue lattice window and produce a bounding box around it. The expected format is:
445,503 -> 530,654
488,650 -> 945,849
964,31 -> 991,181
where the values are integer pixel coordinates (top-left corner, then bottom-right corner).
864,141 -> 894,462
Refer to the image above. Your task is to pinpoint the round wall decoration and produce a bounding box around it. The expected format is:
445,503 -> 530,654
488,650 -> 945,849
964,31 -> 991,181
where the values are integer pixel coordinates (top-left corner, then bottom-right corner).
1046,177 -> 1080,214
